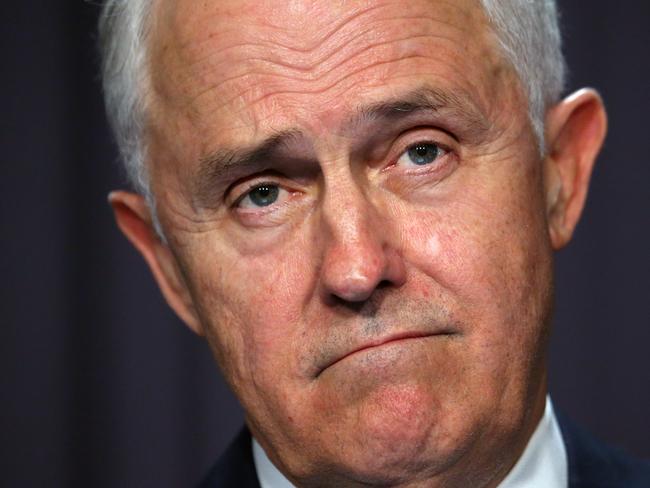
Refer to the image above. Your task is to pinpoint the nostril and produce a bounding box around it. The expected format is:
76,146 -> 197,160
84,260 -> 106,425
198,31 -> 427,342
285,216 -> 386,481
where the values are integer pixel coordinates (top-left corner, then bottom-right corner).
329,294 -> 365,311
377,280 -> 391,289
328,289 -> 385,316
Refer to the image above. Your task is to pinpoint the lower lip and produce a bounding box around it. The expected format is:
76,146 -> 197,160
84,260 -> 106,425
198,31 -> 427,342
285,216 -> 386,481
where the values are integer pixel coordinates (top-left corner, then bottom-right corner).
322,333 -> 451,375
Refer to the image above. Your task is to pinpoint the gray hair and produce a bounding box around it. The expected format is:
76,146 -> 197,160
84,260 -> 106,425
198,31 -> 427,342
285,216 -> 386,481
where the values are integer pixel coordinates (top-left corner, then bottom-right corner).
99,0 -> 565,209
481,0 -> 565,152
98,0 -> 153,200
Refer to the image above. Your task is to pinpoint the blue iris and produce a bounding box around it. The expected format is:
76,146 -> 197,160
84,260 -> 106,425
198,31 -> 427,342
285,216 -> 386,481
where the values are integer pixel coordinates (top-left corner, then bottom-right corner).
249,185 -> 279,207
407,143 -> 439,165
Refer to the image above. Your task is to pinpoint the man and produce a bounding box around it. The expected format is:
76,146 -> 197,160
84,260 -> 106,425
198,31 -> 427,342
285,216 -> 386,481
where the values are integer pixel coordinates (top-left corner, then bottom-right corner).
99,0 -> 649,486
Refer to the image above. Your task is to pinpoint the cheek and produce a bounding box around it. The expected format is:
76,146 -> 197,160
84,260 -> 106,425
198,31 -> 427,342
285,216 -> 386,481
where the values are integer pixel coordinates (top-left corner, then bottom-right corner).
400,183 -> 551,333
400,207 -> 489,298
396,193 -> 552,409
187,232 -> 316,380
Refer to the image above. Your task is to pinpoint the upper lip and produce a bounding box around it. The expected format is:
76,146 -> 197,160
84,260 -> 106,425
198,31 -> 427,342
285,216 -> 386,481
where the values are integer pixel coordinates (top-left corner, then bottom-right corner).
315,328 -> 457,377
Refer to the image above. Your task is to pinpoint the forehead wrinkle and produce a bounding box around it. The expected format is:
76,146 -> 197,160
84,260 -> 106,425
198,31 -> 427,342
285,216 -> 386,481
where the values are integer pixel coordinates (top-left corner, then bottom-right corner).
224,51 -> 464,122
150,0 -> 498,131
185,22 -> 424,87
186,2 -> 388,55
155,0 -> 480,110
154,45 -> 497,175
182,52 -> 500,153
181,31 -> 457,119
167,28 -> 464,124
158,2 -> 388,91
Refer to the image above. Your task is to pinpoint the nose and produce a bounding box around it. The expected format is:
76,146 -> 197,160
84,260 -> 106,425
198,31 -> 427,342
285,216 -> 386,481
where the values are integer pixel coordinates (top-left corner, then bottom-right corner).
318,183 -> 406,304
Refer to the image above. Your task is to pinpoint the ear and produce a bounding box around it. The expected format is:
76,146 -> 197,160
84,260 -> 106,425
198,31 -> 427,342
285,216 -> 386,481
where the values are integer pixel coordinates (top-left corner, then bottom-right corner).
543,88 -> 607,250
109,191 -> 204,336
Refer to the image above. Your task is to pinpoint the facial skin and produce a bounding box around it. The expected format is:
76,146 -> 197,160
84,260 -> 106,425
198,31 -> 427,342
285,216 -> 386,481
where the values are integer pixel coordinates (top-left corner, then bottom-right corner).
110,0 -> 607,486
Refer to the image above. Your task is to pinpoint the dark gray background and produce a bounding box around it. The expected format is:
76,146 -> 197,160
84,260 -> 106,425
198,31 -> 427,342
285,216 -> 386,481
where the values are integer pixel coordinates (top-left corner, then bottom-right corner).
1,2 -> 648,487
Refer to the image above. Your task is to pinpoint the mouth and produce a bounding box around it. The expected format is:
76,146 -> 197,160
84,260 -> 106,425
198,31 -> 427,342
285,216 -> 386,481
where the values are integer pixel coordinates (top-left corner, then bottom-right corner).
316,329 -> 457,378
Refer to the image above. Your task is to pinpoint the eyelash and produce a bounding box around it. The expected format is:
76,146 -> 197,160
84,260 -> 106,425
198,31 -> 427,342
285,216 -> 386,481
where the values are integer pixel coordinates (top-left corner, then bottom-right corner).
389,137 -> 453,172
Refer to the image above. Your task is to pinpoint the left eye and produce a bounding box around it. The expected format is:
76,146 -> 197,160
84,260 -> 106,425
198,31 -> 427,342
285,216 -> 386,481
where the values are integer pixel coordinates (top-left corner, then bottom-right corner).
397,142 -> 446,166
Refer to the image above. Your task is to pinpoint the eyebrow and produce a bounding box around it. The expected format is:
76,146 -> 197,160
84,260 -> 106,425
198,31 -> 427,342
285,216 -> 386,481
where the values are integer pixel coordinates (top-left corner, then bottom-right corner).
192,86 -> 486,207
353,86 -> 484,127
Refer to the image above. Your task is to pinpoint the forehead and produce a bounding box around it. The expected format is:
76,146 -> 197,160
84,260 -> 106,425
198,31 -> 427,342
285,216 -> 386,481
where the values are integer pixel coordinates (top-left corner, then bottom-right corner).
148,0 -> 509,150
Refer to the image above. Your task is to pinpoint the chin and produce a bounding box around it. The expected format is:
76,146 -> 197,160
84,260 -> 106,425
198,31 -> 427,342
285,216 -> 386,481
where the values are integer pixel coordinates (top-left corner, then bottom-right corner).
313,433 -> 459,488
319,384 -> 464,486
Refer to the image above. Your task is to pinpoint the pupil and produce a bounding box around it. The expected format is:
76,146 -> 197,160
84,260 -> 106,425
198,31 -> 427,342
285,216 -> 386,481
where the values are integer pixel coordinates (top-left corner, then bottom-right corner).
250,185 -> 279,206
408,143 -> 439,165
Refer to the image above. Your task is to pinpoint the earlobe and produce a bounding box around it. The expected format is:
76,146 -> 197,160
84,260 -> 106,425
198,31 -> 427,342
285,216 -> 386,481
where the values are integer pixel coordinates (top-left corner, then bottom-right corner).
543,88 -> 608,249
109,191 -> 204,336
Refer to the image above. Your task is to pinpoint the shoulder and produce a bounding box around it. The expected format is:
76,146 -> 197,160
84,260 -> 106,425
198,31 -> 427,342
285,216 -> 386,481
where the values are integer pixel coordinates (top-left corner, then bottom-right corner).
197,428 -> 261,488
557,411 -> 650,488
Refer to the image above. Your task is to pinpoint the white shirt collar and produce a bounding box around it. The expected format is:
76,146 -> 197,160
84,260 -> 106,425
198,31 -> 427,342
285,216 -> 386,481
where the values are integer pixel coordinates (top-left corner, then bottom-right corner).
497,396 -> 567,488
252,396 -> 567,488
253,436 -> 296,488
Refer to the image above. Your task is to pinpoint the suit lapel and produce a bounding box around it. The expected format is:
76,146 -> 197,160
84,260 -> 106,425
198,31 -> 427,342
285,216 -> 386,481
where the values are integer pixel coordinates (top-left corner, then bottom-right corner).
197,428 -> 261,488
557,410 -> 650,488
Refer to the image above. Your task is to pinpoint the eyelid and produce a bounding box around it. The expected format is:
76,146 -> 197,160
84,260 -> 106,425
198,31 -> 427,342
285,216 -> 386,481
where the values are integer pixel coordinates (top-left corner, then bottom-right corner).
229,181 -> 277,209
384,128 -> 457,172
228,179 -> 308,228
396,125 -> 457,146
226,173 -> 283,206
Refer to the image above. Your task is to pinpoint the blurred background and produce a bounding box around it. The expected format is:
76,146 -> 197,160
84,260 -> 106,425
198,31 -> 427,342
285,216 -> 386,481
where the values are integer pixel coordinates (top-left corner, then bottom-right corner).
1,1 -> 648,486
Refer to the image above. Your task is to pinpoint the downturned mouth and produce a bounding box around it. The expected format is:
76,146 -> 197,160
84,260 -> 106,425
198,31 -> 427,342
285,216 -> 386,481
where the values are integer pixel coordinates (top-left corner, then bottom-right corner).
316,329 -> 457,377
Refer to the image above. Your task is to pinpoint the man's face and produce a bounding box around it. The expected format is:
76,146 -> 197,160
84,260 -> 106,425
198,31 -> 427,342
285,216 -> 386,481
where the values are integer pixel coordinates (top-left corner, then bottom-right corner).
146,0 -> 554,485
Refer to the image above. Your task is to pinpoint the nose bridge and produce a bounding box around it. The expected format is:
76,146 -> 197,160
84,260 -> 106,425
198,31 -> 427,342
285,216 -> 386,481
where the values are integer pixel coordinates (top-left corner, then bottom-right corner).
316,144 -> 373,239
318,165 -> 405,303
322,169 -> 375,248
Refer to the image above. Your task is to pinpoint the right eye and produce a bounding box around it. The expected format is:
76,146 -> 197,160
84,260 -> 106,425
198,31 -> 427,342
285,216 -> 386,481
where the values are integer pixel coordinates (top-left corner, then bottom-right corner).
235,183 -> 286,209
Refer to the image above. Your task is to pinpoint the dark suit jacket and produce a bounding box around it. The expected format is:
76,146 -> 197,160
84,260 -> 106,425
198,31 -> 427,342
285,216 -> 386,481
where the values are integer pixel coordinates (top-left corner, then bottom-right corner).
198,415 -> 650,487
